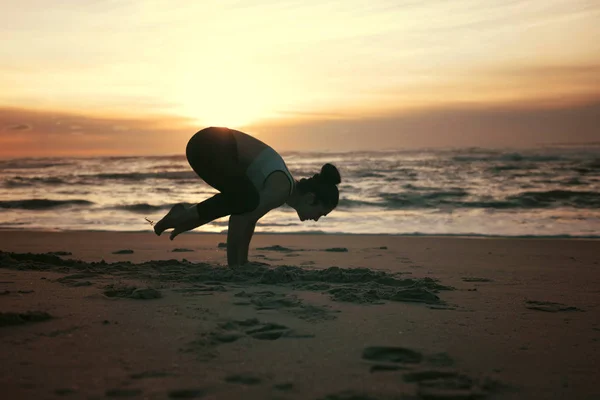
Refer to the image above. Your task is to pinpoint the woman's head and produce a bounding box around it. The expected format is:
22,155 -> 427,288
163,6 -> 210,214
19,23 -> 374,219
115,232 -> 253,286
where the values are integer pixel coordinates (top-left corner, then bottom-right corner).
294,163 -> 341,222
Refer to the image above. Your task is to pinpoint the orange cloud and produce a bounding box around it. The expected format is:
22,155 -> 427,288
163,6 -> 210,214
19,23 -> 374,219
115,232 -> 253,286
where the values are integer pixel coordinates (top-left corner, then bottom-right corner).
4,123 -> 32,131
2,91 -> 600,157
0,107 -> 198,158
249,97 -> 600,151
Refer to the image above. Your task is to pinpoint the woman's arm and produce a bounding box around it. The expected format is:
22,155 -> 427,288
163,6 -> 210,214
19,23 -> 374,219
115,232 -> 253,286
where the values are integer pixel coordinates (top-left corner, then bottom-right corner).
226,171 -> 290,267
226,216 -> 256,266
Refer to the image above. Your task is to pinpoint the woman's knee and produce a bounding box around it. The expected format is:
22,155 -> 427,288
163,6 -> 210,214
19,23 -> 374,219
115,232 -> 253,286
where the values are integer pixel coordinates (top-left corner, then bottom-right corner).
187,128 -> 211,156
186,127 -> 237,164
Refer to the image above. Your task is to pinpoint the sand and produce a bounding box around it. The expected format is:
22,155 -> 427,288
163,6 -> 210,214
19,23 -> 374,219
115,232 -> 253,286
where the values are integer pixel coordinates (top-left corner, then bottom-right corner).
1,230 -> 599,400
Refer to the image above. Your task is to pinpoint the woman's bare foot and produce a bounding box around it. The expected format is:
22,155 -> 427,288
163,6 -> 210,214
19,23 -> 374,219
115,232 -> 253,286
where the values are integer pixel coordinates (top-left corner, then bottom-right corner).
169,205 -> 205,241
169,211 -> 201,240
154,203 -> 186,236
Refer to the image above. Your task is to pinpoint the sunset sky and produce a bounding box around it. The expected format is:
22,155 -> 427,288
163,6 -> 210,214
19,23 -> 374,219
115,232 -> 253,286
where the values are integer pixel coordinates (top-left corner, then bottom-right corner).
1,0 -> 599,157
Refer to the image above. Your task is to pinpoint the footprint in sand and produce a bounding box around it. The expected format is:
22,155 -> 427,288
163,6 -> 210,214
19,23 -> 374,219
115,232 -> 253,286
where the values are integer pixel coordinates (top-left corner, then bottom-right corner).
462,277 -> 493,283
525,300 -> 583,312
246,322 -> 305,340
168,389 -> 207,398
220,318 -> 313,340
56,273 -> 97,287
360,346 -> 509,398
234,291 -> 301,308
317,391 -> 382,400
105,388 -> 143,397
324,247 -> 348,252
38,326 -> 80,338
184,318 -> 314,359
103,285 -> 161,299
47,251 -> 72,256
256,245 -> 295,252
130,370 -> 175,379
233,290 -> 337,322
54,388 -> 77,395
0,311 -> 53,327
411,372 -> 480,399
362,346 -> 423,372
173,284 -> 227,295
224,373 -> 262,385
411,371 -> 508,399
112,249 -> 134,255
273,382 -> 294,391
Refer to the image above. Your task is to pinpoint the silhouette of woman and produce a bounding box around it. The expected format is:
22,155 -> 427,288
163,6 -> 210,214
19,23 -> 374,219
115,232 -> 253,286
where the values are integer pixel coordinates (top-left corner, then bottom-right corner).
154,127 -> 341,267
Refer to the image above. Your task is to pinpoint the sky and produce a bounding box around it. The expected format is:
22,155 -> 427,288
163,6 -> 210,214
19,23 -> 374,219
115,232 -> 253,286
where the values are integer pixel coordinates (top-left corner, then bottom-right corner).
1,0 -> 599,157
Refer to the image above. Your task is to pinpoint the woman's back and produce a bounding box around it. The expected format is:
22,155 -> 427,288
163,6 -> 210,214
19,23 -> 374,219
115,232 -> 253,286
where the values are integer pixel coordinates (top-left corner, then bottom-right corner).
229,128 -> 294,195
230,129 -> 272,171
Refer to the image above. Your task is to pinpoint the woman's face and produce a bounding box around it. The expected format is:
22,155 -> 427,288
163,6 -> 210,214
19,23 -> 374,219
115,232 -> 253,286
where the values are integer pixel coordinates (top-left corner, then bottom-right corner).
296,193 -> 331,222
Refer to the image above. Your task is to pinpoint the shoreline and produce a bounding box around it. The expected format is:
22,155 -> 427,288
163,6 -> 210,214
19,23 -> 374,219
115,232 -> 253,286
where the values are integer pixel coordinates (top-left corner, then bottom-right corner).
1,228 -> 598,240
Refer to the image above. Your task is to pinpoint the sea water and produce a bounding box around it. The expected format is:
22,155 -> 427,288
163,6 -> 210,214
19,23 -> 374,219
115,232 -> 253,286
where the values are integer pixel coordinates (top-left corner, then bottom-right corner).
1,146 -> 599,237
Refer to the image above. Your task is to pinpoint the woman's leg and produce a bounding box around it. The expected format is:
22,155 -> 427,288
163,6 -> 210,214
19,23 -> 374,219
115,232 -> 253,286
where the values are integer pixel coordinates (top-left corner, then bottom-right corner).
187,127 -> 259,217
154,127 -> 259,239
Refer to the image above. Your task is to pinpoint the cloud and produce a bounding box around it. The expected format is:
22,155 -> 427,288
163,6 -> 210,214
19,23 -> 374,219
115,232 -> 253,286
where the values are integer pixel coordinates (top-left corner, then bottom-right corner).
274,110 -> 347,119
249,97 -> 600,151
2,93 -> 600,156
112,125 -> 130,132
0,106 -> 197,157
5,123 -> 31,131
368,63 -> 600,112
486,63 -> 600,92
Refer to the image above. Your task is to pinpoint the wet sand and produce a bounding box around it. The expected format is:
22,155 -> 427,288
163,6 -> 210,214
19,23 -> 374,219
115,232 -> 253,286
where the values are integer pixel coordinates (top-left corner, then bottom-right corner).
1,231 -> 599,399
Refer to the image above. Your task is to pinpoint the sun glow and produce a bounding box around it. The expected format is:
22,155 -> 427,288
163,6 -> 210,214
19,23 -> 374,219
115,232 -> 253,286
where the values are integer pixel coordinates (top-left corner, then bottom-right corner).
173,85 -> 270,129
166,40 -> 286,129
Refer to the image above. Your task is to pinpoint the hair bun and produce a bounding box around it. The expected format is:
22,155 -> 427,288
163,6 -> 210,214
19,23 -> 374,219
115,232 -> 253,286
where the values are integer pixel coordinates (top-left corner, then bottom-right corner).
320,163 -> 341,185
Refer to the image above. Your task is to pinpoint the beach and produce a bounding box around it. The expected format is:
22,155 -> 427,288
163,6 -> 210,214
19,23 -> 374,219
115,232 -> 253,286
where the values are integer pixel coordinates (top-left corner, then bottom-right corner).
1,231 -> 598,399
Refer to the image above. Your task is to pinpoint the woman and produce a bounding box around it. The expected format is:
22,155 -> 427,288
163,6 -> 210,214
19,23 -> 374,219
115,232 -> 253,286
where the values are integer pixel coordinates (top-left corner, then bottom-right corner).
154,126 -> 341,268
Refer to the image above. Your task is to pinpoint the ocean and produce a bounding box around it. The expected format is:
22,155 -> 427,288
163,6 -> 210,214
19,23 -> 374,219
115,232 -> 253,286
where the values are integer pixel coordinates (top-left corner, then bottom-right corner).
1,147 -> 599,238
